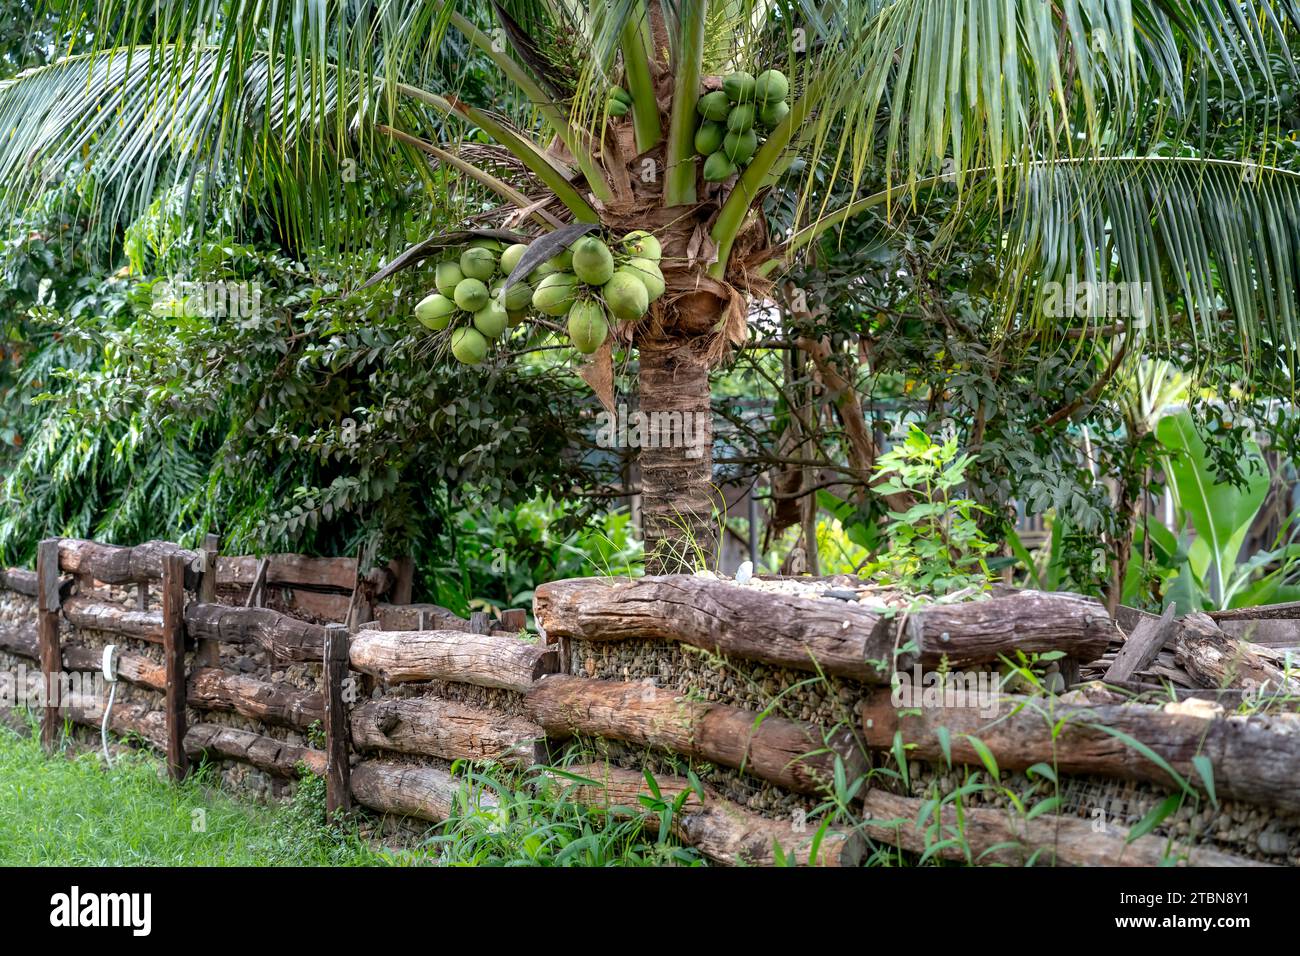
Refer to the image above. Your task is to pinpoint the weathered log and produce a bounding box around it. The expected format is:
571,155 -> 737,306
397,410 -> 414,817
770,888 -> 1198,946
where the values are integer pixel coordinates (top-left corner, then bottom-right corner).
860,789 -> 1269,867
1173,612 -> 1299,693
536,577 -> 1116,680
217,554 -> 393,595
547,762 -> 862,866
526,674 -> 864,795
187,667 -> 323,730
183,602 -> 326,662
350,759 -> 494,823
1,567 -> 38,596
1212,601 -> 1300,622
1104,603 -> 1179,683
350,697 -> 541,765
535,575 -> 894,680
67,644 -> 166,691
0,627 -> 38,660
895,590 -> 1117,668
57,538 -> 199,588
62,595 -> 165,642
1217,618 -> 1300,648
0,629 -> 168,690
349,629 -> 557,693
66,698 -> 169,751
862,691 -> 1300,814
184,723 -> 325,777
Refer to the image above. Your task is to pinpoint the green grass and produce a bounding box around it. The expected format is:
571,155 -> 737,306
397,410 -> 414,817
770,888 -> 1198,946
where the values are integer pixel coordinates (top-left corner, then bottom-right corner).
0,719 -> 700,866
0,718 -> 392,865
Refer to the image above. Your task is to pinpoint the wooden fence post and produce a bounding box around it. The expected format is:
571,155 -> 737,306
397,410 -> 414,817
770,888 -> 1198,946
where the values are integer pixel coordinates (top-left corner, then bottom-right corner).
324,623 -> 352,820
195,533 -> 220,667
161,553 -> 189,781
36,538 -> 61,754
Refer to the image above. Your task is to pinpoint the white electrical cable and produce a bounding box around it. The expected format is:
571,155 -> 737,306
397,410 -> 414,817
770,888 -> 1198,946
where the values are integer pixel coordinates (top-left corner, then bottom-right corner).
100,644 -> 119,768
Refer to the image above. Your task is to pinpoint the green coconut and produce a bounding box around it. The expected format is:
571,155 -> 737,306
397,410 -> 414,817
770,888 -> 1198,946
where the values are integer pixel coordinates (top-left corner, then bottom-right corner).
473,299 -> 509,339
567,300 -> 610,354
726,103 -> 756,133
702,150 -> 737,182
459,246 -> 497,281
755,69 -> 789,105
612,86 -> 633,105
622,230 -> 662,262
694,120 -> 725,156
571,236 -> 615,285
450,326 -> 489,365
435,261 -> 464,297
529,261 -> 558,283
499,242 -> 529,276
758,99 -> 790,128
723,129 -> 758,164
696,90 -> 730,121
414,292 -> 457,331
453,277 -> 490,312
603,270 -> 650,321
501,279 -> 533,312
531,272 -> 579,316
547,248 -> 574,272
468,237 -> 503,252
623,258 -> 665,300
723,71 -> 756,103
507,310 -> 529,327
607,97 -> 629,116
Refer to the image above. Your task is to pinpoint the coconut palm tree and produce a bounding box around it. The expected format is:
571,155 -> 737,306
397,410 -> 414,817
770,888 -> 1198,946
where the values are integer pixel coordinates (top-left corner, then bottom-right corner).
1,1 -> 1297,573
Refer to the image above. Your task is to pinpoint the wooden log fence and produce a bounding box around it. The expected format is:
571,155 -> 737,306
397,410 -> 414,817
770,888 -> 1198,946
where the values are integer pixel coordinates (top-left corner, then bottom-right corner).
2,558 -> 1295,867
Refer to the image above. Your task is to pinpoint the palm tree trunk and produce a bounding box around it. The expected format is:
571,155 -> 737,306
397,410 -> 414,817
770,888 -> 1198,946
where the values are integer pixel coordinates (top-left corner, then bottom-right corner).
638,341 -> 716,574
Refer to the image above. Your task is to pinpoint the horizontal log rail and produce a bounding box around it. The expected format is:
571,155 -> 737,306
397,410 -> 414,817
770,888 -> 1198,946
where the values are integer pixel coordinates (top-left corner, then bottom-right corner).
184,602 -> 326,662
351,697 -> 540,766
0,628 -> 166,689
536,576 -> 894,680
548,762 -> 863,867
61,595 -> 165,642
349,628 -> 557,693
535,577 -> 1117,680
861,692 -> 1300,814
188,667 -> 323,731
350,758 -> 496,823
526,674 -> 864,795
1,567 -> 37,596
184,723 -> 326,778
861,789 -> 1268,867
57,538 -> 200,589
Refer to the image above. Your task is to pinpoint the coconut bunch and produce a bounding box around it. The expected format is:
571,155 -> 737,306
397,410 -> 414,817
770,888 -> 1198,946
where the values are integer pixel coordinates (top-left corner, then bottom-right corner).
529,230 -> 666,355
413,239 -> 533,365
694,69 -> 790,182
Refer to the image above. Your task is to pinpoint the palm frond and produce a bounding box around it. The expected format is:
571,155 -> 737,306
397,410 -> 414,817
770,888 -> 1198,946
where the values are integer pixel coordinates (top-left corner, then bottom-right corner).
1007,155 -> 1300,378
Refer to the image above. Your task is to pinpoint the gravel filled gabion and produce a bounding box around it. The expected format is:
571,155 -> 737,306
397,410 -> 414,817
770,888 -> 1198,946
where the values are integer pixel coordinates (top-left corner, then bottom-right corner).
378,678 -> 528,718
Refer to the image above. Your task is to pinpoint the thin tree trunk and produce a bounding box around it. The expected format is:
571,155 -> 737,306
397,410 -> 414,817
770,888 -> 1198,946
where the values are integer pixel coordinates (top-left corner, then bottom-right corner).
638,341 -> 717,574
